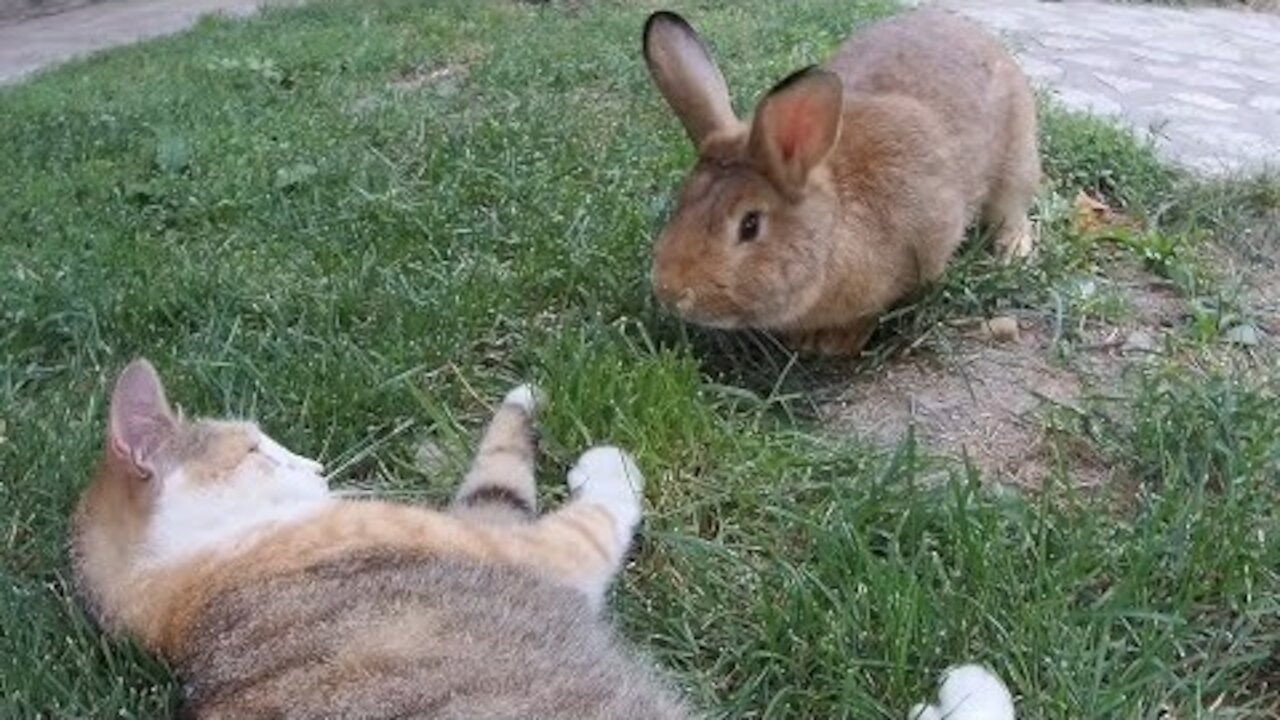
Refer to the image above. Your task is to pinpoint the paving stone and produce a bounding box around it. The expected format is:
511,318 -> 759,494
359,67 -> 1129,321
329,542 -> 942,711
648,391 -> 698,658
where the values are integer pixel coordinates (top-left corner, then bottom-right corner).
1144,65 -> 1246,91
1039,35 -> 1094,51
1054,87 -> 1123,116
1093,72 -> 1152,95
1127,46 -> 1184,64
1196,59 -> 1280,86
1144,102 -> 1238,124
1017,55 -> 1064,82
1065,53 -> 1120,71
0,0 -> 299,85
1249,95 -> 1280,113
1145,37 -> 1244,62
1237,25 -> 1280,46
1172,91 -> 1238,112
1045,24 -> 1110,41
1176,124 -> 1278,155
933,0 -> 1280,175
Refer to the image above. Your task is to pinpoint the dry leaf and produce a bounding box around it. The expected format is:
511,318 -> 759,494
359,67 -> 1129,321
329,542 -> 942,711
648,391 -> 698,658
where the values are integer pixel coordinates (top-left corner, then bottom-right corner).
1072,190 -> 1139,234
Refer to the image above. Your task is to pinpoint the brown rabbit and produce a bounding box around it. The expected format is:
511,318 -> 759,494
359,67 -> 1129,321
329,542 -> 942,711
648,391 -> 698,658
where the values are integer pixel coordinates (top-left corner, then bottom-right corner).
643,9 -> 1040,355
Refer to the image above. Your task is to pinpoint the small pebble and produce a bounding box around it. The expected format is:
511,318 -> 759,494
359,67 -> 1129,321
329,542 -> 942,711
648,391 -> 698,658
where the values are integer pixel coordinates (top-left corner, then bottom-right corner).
982,316 -> 1021,344
1222,323 -> 1260,347
1122,329 -> 1158,354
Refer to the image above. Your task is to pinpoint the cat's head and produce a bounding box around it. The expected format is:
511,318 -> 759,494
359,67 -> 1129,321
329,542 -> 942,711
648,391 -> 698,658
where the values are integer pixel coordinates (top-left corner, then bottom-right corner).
71,359 -> 328,630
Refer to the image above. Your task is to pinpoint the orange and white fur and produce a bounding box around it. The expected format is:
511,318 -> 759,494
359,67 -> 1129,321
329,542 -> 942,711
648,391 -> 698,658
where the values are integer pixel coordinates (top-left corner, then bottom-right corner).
72,359 -> 687,718
72,359 -> 1015,718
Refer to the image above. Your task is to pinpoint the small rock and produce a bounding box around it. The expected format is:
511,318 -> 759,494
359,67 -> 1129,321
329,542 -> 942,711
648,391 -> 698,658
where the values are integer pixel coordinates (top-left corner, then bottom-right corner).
1122,329 -> 1158,354
982,316 -> 1021,344
415,438 -> 449,472
1222,323 -> 1261,346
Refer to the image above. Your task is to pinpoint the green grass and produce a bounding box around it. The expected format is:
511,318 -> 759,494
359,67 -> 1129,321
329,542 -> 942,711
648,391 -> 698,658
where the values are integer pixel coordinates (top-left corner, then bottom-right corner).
1,0 -> 1278,717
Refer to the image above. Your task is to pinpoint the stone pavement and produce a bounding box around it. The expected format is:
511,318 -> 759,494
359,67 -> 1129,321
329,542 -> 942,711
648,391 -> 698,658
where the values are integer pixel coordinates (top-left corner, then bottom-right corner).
0,0 -> 291,85
934,0 -> 1280,175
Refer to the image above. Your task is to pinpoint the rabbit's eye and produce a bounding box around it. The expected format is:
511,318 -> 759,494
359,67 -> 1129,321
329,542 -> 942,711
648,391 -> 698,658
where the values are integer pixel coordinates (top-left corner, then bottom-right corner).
738,211 -> 762,242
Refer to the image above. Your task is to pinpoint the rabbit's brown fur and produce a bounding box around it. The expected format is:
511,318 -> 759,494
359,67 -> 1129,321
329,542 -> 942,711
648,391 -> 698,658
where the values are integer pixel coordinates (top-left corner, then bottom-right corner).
644,9 -> 1039,355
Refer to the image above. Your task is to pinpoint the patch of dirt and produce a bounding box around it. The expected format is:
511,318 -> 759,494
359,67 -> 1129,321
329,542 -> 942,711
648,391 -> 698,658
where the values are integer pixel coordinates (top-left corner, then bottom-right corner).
826,265 -> 1190,487
349,48 -> 485,116
389,62 -> 468,91
1209,242 -> 1280,341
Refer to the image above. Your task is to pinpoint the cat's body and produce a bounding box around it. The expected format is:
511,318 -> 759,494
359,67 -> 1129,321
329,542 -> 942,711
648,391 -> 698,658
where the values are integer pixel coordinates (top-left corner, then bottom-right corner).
73,361 -> 686,719
177,551 -> 683,719
72,359 -> 1017,720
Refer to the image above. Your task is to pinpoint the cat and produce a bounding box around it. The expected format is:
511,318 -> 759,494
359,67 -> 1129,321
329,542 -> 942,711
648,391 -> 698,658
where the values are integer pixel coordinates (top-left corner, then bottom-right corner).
72,358 -> 1016,719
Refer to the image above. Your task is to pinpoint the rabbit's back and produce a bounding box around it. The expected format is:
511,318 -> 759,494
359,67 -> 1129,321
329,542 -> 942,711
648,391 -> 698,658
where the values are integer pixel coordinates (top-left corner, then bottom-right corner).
827,9 -> 1033,202
830,9 -> 1026,121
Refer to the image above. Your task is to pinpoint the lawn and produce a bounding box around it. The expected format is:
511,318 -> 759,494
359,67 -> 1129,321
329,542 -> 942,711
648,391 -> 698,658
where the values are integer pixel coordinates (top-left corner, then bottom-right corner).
1,0 -> 1278,717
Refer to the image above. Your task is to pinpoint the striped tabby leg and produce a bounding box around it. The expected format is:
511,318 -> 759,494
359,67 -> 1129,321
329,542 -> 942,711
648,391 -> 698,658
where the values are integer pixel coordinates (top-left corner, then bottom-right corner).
450,384 -> 539,525
519,446 -> 643,610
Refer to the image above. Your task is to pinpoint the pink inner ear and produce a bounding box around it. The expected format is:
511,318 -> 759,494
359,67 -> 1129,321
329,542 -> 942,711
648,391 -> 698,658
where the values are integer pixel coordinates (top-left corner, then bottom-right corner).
108,360 -> 177,472
776,99 -> 820,162
109,410 -> 175,473
108,432 -> 130,462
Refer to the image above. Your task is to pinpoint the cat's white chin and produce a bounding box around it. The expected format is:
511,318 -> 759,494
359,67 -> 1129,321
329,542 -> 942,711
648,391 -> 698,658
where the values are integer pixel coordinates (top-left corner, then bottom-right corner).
140,465 -> 333,569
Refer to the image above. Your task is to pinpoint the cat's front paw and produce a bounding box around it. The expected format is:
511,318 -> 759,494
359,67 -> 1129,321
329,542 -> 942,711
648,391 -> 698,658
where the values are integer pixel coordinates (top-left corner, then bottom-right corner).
502,384 -> 538,414
908,664 -> 1015,720
567,446 -> 643,528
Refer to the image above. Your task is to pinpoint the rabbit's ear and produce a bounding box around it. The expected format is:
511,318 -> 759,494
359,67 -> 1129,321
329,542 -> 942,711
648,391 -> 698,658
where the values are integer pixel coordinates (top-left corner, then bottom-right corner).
643,12 -> 736,147
749,67 -> 843,195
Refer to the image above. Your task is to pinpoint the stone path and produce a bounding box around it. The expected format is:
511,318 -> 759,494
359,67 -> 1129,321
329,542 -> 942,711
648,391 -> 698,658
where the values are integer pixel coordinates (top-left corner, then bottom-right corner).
0,0 -> 290,85
934,0 -> 1280,175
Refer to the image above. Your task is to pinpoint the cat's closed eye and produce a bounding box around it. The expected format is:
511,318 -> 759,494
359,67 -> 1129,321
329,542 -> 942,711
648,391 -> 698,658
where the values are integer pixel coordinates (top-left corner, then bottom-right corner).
250,443 -> 281,467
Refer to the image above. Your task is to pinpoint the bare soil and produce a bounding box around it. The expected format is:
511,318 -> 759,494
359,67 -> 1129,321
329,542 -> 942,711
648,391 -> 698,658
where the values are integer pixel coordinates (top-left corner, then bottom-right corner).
826,264 -> 1192,487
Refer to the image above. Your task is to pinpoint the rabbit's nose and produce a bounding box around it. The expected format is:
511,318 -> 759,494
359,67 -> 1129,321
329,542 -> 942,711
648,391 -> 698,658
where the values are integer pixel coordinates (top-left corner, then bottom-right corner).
674,289 -> 697,313
651,265 -> 697,313
650,270 -> 678,305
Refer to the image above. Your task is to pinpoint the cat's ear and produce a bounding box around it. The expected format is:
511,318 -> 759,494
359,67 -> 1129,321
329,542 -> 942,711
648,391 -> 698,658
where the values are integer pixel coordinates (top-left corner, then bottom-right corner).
108,359 -> 178,478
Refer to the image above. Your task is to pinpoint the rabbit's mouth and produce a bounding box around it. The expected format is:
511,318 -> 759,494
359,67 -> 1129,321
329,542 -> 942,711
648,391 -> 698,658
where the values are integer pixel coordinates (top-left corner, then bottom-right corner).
681,311 -> 743,331
674,293 -> 737,329
654,280 -> 750,330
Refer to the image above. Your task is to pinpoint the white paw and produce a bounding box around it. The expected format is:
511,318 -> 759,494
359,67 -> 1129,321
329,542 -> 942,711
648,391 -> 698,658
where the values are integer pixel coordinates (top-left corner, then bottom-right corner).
906,705 -> 941,720
567,445 -> 644,494
996,220 -> 1035,262
566,445 -> 643,529
503,384 -> 538,414
910,665 -> 1015,720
